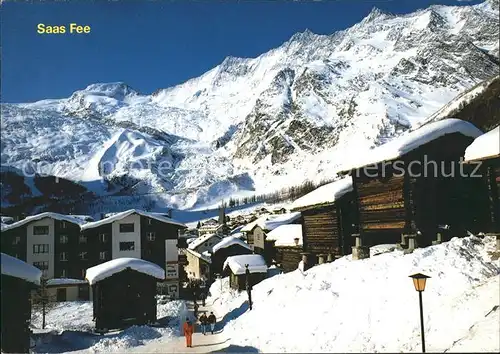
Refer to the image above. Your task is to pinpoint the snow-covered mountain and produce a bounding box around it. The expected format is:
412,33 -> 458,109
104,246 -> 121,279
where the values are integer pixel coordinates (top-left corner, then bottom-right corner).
2,0 -> 499,211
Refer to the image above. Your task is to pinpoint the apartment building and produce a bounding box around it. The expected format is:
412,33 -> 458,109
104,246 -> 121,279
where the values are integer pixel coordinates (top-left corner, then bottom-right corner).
1,209 -> 187,299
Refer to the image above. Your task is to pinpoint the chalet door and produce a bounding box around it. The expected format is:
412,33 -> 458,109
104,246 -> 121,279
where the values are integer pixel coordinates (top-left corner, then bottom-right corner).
56,288 -> 67,302
78,284 -> 90,300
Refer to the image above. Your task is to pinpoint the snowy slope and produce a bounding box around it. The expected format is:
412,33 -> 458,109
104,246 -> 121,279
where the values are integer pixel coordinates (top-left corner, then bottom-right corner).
1,0 -> 499,211
207,236 -> 500,353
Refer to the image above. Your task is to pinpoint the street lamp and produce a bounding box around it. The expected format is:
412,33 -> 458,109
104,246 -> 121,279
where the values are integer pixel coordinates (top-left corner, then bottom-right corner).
245,264 -> 253,310
409,273 -> 431,353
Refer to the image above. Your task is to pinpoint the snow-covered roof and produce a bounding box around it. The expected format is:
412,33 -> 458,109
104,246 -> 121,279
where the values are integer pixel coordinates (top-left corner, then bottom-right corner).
188,233 -> 222,251
266,224 -> 303,247
212,236 -> 252,253
290,177 -> 353,210
81,209 -> 186,230
185,248 -> 212,264
339,118 -> 483,172
241,212 -> 301,233
223,254 -> 268,275
46,278 -> 89,286
85,258 -> 165,285
1,216 -> 14,225
1,253 -> 42,285
1,212 -> 92,232
464,126 -> 500,162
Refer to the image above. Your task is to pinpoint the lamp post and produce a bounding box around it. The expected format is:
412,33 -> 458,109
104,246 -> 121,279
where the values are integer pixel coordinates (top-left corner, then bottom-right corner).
245,264 -> 253,310
409,273 -> 431,353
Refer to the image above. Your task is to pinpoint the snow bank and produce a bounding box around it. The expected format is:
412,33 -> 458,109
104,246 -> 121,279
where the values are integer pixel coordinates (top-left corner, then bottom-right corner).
212,235 -> 252,253
464,126 -> 500,162
266,224 -> 303,247
31,300 -> 185,353
86,258 -> 165,285
1,212 -> 92,232
339,118 -> 483,172
81,209 -> 186,230
223,254 -> 268,275
290,177 -> 353,210
210,236 -> 500,353
1,252 -> 42,285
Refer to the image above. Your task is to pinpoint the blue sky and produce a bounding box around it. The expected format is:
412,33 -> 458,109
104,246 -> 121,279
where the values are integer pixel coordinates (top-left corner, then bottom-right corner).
2,0 -> 483,103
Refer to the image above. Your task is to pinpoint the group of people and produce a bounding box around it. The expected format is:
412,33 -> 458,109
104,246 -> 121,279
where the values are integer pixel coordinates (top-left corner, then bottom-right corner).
183,311 -> 217,348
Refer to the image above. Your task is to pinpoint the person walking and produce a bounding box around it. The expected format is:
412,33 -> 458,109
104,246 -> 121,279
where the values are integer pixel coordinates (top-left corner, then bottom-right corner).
199,312 -> 208,335
193,302 -> 199,318
183,318 -> 194,348
208,311 -> 216,334
200,292 -> 206,307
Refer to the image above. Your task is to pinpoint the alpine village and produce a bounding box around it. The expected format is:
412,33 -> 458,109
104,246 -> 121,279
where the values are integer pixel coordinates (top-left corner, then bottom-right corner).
1,0 -> 500,353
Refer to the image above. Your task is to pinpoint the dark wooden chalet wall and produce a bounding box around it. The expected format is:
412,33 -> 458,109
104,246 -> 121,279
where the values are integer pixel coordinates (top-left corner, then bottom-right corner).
140,215 -> 182,270
229,272 -> 266,291
352,133 -> 479,246
299,193 -> 355,260
276,246 -> 302,273
482,158 -> 500,233
1,275 -> 34,353
92,269 -> 157,331
211,244 -> 252,276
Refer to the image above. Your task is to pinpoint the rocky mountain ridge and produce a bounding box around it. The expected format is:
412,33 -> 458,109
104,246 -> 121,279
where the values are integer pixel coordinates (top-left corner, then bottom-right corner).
1,0 -> 498,212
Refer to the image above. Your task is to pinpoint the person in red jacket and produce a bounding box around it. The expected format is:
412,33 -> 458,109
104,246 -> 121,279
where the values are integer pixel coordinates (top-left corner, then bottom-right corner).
183,318 -> 194,348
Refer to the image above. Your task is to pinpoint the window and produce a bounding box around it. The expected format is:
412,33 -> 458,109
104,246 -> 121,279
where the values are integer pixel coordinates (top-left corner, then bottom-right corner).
61,221 -> 67,229
33,244 -> 49,254
60,269 -> 67,278
33,226 -> 49,235
79,235 -> 87,244
12,236 -> 21,245
33,261 -> 48,270
147,232 -> 156,241
99,233 -> 108,243
60,252 -> 68,261
119,242 -> 135,251
79,251 -> 88,260
119,223 -> 135,233
99,251 -> 108,260
60,235 -> 68,244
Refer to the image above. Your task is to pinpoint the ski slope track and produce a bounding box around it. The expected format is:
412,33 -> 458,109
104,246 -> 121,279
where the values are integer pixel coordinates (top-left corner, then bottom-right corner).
1,0 -> 499,211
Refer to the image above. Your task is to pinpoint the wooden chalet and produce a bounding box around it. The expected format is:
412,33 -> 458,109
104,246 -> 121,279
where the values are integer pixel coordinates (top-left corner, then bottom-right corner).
210,236 -> 253,275
338,118 -> 484,247
1,253 -> 42,353
463,126 -> 500,234
223,254 -> 268,291
266,224 -> 303,273
290,177 -> 355,267
241,212 -> 301,265
86,258 -> 165,332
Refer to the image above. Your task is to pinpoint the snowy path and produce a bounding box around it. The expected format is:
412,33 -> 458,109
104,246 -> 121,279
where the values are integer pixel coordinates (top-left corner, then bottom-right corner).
130,301 -> 237,353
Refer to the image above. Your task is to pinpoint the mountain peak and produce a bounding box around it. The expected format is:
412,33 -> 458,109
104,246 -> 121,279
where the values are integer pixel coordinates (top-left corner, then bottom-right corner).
81,82 -> 138,99
289,28 -> 316,43
362,7 -> 391,23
